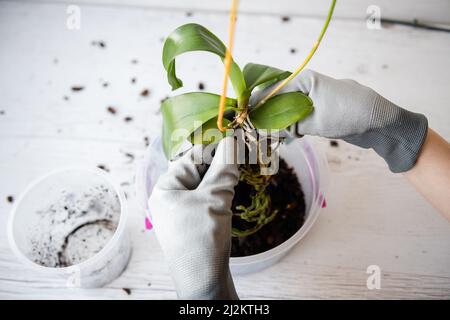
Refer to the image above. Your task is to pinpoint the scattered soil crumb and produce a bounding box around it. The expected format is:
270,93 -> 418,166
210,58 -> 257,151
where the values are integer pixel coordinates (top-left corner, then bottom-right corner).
186,11 -> 193,17
140,89 -> 150,97
290,48 -> 297,54
131,77 -> 136,84
131,59 -> 138,64
122,152 -> 135,163
71,86 -> 84,92
97,165 -> 110,172
147,282 -> 152,287
125,152 -> 134,160
124,116 -> 133,122
382,64 -> 389,69
198,82 -> 205,90
144,136 -> 150,147
281,16 -> 291,22
91,41 -> 106,48
330,140 -> 339,147
63,96 -> 69,101
122,288 -> 131,295
107,106 -> 117,115
7,195 -> 14,203
0,110 -> 5,115
103,82 -> 109,87
120,182 -> 130,187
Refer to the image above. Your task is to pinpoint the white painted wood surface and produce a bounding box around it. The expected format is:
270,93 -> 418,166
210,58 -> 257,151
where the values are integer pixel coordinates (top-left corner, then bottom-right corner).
0,1 -> 449,299
48,0 -> 450,24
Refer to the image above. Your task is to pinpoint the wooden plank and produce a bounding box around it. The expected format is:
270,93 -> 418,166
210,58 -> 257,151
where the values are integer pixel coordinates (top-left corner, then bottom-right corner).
39,0 -> 450,24
0,1 -> 449,299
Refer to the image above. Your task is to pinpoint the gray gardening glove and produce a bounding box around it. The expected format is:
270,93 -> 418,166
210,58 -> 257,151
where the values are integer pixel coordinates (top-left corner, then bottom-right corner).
250,69 -> 428,173
148,137 -> 239,300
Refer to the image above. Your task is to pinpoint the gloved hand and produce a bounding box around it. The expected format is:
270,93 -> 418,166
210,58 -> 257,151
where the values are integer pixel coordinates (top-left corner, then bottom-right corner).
250,69 -> 428,173
148,137 -> 239,300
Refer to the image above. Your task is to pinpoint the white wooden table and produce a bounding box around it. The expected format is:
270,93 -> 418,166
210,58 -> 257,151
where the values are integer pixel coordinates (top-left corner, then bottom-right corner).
0,1 -> 449,299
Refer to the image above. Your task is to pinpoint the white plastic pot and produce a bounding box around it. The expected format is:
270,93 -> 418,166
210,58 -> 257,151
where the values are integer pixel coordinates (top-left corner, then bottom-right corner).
135,136 -> 329,275
7,167 -> 131,287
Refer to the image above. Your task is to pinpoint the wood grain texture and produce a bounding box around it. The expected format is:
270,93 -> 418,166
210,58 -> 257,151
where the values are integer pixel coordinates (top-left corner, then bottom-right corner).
34,0 -> 450,24
0,1 -> 449,299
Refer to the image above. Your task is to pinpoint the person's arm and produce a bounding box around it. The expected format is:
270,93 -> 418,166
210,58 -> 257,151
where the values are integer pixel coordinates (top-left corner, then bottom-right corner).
404,129 -> 450,219
251,70 -> 450,219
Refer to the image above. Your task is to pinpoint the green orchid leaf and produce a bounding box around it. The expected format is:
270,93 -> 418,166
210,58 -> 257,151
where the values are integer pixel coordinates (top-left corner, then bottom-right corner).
162,23 -> 247,99
249,92 -> 313,130
243,63 -> 291,92
190,117 -> 232,145
162,92 -> 237,159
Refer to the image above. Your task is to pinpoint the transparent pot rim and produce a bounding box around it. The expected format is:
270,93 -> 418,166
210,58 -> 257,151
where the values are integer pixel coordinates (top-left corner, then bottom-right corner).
136,136 -> 329,265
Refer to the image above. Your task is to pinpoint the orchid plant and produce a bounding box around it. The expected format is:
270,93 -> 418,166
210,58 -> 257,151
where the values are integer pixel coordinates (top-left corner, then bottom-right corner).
160,1 -> 335,237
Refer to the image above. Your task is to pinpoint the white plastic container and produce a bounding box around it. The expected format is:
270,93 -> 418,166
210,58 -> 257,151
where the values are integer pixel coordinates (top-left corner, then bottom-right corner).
8,167 -> 131,287
135,136 -> 328,275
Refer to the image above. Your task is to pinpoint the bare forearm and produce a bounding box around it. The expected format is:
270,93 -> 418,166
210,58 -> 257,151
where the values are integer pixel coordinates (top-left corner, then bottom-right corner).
404,129 -> 450,220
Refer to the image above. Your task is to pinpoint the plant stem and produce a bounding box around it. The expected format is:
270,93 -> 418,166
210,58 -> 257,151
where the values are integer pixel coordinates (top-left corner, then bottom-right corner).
255,0 -> 337,108
229,1 -> 337,237
217,0 -> 239,132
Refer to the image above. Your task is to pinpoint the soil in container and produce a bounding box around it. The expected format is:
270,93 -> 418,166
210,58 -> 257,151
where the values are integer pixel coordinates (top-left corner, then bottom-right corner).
231,158 -> 306,257
29,184 -> 120,267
